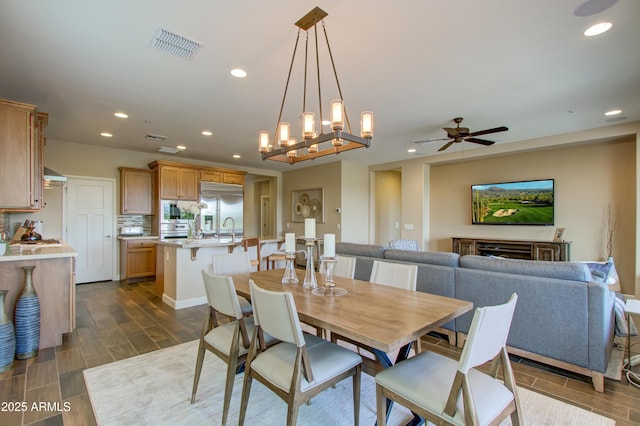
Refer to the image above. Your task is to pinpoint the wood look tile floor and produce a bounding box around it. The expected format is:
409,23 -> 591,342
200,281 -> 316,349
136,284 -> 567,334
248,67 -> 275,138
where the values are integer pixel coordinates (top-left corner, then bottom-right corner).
0,279 -> 639,425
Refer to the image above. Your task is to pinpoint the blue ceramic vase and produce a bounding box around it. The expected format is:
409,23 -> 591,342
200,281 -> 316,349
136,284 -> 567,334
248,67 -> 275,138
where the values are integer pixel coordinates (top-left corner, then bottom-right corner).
15,266 -> 40,359
0,289 -> 16,372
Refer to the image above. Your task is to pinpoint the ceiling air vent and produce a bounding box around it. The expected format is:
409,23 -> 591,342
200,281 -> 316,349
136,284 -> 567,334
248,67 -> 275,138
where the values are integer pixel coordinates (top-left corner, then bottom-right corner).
145,133 -> 168,142
157,146 -> 181,154
149,28 -> 203,60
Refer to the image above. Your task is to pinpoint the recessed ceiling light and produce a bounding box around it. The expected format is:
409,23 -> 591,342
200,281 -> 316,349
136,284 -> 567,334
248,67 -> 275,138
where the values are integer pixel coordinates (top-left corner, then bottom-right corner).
230,68 -> 247,78
202,130 -> 213,136
114,112 -> 128,118
100,132 -> 113,138
232,154 -> 241,159
176,145 -> 186,150
321,120 -> 330,126
605,109 -> 622,116
584,22 -> 612,37
407,148 -> 417,153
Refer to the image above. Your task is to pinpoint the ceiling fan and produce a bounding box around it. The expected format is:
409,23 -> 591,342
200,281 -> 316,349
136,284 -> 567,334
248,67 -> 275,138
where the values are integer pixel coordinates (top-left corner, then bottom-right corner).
414,117 -> 508,152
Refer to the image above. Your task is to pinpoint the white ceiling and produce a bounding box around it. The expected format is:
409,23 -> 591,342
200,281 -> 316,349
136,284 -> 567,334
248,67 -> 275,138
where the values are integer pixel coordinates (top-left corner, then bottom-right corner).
1,0 -> 638,171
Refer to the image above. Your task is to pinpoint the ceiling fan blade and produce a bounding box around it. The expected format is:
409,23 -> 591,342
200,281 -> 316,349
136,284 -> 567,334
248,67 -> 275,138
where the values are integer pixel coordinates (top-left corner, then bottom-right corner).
438,141 -> 455,152
466,137 -> 495,146
469,126 -> 508,137
413,138 -> 450,144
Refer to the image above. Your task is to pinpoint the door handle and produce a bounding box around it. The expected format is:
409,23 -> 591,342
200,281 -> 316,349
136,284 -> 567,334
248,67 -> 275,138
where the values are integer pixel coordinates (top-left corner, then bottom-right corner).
105,235 -> 112,238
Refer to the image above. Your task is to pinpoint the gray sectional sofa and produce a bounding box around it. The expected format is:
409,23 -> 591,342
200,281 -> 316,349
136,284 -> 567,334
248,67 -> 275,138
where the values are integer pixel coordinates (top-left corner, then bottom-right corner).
336,242 -> 616,392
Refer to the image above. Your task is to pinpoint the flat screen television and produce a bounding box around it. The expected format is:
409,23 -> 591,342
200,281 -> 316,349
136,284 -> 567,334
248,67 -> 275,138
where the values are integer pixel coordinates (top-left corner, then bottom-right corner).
471,179 -> 554,225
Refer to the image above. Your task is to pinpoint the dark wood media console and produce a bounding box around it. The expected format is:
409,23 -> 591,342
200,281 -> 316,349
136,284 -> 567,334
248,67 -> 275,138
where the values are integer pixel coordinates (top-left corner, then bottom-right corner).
452,237 -> 571,261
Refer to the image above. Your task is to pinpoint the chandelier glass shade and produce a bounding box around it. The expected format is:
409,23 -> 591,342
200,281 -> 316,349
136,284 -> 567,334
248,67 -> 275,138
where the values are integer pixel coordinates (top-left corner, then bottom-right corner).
258,7 -> 373,164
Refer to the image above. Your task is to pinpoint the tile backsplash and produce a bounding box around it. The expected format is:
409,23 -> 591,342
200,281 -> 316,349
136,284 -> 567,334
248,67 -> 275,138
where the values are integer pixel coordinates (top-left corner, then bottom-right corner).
117,215 -> 153,235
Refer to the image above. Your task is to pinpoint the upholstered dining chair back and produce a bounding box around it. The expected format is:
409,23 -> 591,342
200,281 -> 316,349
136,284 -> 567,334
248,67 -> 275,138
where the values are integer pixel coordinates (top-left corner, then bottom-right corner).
212,252 -> 251,275
248,279 -> 305,346
201,270 -> 243,320
319,255 -> 357,279
370,260 -> 418,291
374,293 -> 522,426
459,293 -> 518,373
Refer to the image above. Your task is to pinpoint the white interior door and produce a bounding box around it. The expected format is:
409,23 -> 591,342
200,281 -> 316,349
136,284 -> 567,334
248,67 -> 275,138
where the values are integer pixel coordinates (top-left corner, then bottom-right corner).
66,177 -> 114,283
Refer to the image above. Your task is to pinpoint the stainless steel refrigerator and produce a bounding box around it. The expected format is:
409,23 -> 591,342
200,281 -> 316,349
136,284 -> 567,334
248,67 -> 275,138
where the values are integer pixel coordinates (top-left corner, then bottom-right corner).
199,182 -> 243,238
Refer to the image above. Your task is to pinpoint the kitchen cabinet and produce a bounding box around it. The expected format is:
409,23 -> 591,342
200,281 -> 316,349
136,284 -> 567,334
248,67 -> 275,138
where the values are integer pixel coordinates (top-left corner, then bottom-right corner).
149,161 -> 199,200
200,168 -> 245,185
0,99 -> 46,211
119,167 -> 154,214
120,238 -> 157,281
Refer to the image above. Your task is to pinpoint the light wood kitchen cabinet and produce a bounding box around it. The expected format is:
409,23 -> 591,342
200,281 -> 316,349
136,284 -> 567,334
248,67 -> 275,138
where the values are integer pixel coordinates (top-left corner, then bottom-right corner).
149,161 -> 199,200
200,168 -> 245,185
0,99 -> 46,211
119,167 -> 154,214
120,238 -> 157,281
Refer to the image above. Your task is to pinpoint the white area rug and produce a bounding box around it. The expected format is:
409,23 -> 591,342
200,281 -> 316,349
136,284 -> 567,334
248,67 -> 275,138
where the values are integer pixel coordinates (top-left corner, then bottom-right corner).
84,341 -> 615,425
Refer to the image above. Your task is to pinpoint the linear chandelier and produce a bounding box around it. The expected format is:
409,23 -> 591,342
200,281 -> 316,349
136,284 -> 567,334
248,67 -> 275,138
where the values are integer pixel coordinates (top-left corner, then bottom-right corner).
258,6 -> 374,164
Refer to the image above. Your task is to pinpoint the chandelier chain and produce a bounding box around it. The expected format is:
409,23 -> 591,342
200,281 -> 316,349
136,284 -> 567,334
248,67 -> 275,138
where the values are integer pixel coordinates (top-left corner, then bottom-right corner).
275,28 -> 302,138
321,21 -> 351,134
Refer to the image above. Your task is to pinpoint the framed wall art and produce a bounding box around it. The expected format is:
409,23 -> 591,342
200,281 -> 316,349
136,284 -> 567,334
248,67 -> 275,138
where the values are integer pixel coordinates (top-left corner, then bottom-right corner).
292,188 -> 324,223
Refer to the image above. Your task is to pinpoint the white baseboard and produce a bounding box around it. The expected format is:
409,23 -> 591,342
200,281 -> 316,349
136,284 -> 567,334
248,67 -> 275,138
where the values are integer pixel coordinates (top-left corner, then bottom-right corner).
161,293 -> 206,310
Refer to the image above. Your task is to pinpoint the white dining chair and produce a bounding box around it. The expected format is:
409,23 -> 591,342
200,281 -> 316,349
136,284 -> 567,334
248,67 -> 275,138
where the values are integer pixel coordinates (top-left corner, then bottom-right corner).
319,255 -> 357,279
238,280 -> 362,426
212,252 -> 253,315
333,260 -> 419,360
191,271 -> 276,425
369,260 -> 418,290
375,293 -> 521,426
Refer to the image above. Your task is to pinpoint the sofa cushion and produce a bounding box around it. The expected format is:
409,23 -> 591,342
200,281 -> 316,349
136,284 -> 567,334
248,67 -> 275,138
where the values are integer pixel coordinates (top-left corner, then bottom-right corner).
459,255 -> 591,282
336,242 -> 386,258
384,249 -> 460,267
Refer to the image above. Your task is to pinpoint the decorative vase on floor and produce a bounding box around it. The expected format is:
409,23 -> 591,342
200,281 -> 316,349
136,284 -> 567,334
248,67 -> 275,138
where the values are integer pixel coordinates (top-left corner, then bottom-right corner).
0,290 -> 16,372
15,266 -> 40,359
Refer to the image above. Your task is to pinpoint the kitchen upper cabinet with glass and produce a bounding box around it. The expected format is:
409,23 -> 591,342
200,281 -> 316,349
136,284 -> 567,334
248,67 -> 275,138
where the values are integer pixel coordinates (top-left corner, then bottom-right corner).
0,99 -> 47,211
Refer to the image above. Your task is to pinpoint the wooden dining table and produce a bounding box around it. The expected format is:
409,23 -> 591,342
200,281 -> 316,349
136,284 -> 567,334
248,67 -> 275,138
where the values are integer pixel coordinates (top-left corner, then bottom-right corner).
232,268 -> 473,425
232,268 -> 472,364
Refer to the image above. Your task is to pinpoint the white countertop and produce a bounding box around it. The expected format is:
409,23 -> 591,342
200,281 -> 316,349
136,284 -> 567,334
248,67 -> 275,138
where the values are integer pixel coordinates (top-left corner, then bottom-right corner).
157,237 -> 283,249
0,243 -> 78,261
118,235 -> 160,240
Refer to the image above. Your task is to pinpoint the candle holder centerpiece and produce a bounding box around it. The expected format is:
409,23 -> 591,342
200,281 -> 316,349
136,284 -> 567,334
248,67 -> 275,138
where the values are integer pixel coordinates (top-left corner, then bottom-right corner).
302,238 -> 318,289
281,252 -> 299,284
312,256 -> 345,296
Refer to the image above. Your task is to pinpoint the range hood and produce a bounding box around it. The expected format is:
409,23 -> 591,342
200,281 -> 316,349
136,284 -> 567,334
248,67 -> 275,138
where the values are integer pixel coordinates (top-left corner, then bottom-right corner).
43,167 -> 67,187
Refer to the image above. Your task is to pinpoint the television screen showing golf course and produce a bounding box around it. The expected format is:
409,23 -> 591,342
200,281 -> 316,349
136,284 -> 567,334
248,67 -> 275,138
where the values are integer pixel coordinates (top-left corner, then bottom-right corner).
471,179 -> 554,225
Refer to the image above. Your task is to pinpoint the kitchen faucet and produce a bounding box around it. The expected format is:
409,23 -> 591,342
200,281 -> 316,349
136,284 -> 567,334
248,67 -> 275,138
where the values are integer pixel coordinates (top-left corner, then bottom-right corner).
222,217 -> 235,242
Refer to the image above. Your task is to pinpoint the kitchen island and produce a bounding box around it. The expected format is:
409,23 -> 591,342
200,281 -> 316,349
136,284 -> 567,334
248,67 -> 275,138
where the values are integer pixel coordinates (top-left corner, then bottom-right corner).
0,243 -> 77,349
157,238 -> 282,309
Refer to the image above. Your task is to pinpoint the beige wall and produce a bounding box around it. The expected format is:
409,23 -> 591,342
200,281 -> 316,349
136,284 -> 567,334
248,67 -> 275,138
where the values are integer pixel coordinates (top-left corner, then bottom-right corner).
429,139 -> 636,293
282,161 -> 342,240
340,161 -> 369,243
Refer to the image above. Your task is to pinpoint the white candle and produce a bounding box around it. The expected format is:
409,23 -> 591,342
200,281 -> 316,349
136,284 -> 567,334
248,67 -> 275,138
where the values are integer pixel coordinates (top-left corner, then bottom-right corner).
304,218 -> 316,239
324,233 -> 335,257
285,232 -> 295,253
